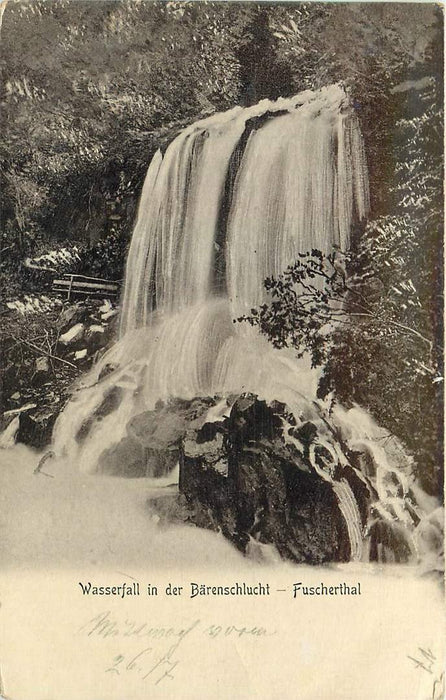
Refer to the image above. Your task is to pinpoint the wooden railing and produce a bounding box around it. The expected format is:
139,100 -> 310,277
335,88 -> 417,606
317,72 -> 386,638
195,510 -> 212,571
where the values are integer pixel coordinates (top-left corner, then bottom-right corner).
52,274 -> 120,301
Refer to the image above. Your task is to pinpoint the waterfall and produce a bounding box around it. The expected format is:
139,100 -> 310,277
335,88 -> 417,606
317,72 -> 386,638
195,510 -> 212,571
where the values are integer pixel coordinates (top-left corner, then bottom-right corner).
119,84 -> 369,332
52,85 -> 441,567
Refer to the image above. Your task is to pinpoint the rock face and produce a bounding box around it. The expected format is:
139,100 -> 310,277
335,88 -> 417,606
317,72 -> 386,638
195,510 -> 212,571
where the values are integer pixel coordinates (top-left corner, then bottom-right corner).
177,394 -> 355,564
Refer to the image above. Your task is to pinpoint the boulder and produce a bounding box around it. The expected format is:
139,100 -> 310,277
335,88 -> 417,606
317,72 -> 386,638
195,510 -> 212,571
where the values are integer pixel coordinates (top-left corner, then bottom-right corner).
92,396 -> 218,478
101,309 -> 119,322
15,406 -> 58,449
97,436 -> 147,477
128,409 -> 187,450
177,394 -> 354,563
74,348 -> 88,361
127,396 -> 216,450
178,425 -> 234,538
56,303 -> 89,333
85,324 -> 106,352
58,323 -> 85,347
32,356 -> 50,386
97,435 -> 179,478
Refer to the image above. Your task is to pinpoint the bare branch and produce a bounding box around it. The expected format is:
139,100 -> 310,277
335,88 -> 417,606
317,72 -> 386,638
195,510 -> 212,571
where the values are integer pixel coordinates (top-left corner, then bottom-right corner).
11,335 -> 78,369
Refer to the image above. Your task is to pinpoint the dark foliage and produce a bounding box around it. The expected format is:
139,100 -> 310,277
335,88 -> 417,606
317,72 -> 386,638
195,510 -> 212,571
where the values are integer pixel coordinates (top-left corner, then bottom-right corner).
2,2 -> 440,256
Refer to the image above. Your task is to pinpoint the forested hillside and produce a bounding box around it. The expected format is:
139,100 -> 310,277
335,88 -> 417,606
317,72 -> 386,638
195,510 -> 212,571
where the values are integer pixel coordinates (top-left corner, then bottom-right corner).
1,2 -> 441,270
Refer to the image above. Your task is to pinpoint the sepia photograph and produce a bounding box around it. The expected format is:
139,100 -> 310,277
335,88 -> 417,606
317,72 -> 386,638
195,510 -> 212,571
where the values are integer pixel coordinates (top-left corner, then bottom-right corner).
0,1 -> 444,698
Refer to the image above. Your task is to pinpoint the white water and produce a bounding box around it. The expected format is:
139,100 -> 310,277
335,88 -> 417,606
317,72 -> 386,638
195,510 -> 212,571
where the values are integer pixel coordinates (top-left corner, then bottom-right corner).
119,84 -> 369,330
50,85 -> 442,568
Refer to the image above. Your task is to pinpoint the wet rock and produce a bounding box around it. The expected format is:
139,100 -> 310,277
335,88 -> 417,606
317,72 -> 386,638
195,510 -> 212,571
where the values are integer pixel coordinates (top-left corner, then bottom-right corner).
368,520 -> 414,563
127,397 -> 216,450
91,397 -> 217,479
97,436 -> 147,477
98,435 -> 180,478
75,386 -> 124,444
180,427 -> 228,487
16,406 -> 58,449
179,426 -> 235,539
145,448 -> 179,477
128,409 -> 187,450
183,423 -> 227,467
290,421 -> 318,447
227,393 -> 284,447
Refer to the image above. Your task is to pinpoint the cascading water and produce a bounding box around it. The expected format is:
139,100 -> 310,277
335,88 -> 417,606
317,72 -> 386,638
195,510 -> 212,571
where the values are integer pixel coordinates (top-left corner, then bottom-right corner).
52,84 -> 442,569
119,84 -> 368,331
